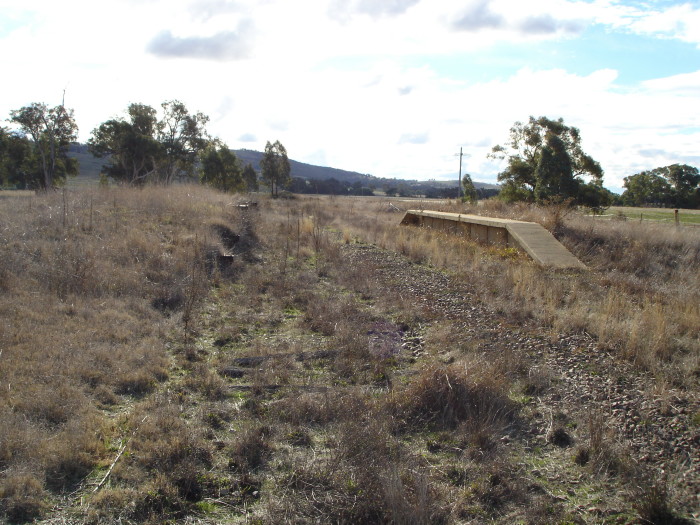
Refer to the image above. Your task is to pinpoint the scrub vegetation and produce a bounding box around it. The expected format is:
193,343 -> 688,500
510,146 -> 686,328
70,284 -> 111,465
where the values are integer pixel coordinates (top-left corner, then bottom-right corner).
0,187 -> 697,524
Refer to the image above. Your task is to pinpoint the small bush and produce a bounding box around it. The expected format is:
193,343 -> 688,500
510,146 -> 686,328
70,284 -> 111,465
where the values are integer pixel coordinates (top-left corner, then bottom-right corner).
634,480 -> 691,525
114,370 -> 157,397
0,474 -> 48,523
184,363 -> 228,400
228,426 -> 273,473
391,362 -> 515,433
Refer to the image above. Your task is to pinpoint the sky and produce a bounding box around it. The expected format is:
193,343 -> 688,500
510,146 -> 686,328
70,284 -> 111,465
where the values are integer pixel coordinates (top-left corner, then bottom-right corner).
1,0 -> 699,192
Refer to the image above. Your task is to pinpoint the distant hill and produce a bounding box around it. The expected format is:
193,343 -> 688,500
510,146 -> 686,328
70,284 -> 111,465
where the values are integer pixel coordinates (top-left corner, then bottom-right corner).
67,144 -> 499,191
235,149 -> 376,186
66,144 -> 103,187
234,149 -> 498,190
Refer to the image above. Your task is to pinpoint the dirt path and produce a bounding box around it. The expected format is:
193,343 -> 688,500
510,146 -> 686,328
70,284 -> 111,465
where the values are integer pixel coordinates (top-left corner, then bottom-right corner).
343,242 -> 700,517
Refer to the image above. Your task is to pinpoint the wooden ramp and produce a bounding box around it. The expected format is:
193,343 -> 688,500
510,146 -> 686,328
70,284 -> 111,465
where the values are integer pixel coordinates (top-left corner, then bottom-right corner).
401,210 -> 586,270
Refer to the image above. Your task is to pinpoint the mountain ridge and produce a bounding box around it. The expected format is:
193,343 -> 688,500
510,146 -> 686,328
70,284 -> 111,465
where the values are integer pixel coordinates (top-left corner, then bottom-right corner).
67,144 -> 499,190
234,149 -> 499,190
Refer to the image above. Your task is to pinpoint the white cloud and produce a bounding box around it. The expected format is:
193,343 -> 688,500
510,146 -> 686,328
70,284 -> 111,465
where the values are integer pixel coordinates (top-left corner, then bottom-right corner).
147,23 -> 255,61
628,3 -> 700,46
327,0 -> 420,21
589,0 -> 700,47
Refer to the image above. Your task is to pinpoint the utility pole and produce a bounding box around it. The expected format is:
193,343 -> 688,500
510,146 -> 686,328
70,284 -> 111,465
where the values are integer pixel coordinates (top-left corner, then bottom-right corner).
454,147 -> 471,200
458,147 -> 463,199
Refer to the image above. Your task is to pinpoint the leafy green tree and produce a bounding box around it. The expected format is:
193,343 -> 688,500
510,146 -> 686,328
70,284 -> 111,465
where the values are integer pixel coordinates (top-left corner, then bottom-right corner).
9,102 -> 78,189
622,164 -> 699,208
577,181 -> 615,213
534,133 -> 577,201
242,163 -> 258,192
88,103 -> 160,185
259,140 -> 290,197
200,141 -> 243,192
89,101 -> 210,185
157,100 -> 210,184
622,170 -> 672,207
0,127 -> 35,188
461,172 -> 478,203
490,116 -> 603,205
656,164 -> 699,208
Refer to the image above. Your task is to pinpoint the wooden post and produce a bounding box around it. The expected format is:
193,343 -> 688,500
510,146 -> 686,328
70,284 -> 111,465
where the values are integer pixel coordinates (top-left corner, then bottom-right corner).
674,209 -> 679,227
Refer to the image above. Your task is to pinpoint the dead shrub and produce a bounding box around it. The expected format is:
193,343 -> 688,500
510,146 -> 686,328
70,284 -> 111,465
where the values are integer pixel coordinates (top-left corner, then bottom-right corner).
122,400 -> 213,493
268,391 -> 351,426
135,430 -> 212,476
383,466 -> 441,525
88,487 -> 140,522
334,411 -> 393,468
227,425 -> 273,473
547,426 -> 573,447
522,366 -> 553,396
184,363 -> 228,400
576,410 -> 633,478
42,415 -> 104,492
285,427 -> 313,447
391,361 -> 515,434
0,474 -> 48,523
276,462 -> 386,524
0,411 -> 38,471
634,478 -> 691,525
14,383 -> 88,428
130,473 -> 185,521
43,444 -> 95,492
114,370 -> 157,397
302,293 -> 340,336
151,287 -> 185,314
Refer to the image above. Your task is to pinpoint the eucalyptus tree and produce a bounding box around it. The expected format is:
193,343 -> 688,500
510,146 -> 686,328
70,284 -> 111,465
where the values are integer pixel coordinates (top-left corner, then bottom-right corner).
89,100 -> 210,185
260,140 -> 290,197
9,102 -> 78,189
88,103 -> 160,185
622,164 -> 699,208
242,163 -> 258,192
156,100 -> 210,184
0,127 -> 33,188
490,116 -> 603,204
461,172 -> 478,203
199,141 -> 244,192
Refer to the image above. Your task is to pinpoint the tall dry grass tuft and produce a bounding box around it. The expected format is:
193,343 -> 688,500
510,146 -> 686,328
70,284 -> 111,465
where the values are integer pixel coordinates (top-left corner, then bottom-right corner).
0,474 -> 48,523
390,360 -> 515,436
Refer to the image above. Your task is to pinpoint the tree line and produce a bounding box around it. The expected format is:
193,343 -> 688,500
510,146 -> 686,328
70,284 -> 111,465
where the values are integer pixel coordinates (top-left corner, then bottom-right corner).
1,99 -> 288,195
620,164 -> 699,208
3,102 -> 698,208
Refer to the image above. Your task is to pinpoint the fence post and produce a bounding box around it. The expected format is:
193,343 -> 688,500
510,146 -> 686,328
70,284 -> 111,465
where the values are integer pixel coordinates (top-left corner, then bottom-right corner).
675,209 -> 679,227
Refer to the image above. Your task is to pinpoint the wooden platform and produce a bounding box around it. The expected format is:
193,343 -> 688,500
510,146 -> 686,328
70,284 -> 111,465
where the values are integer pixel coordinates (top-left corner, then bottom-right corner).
401,210 -> 586,270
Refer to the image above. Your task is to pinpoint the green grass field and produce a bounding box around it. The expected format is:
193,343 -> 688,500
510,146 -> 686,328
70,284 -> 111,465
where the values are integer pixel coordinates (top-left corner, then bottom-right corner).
604,206 -> 700,225
0,190 -> 34,197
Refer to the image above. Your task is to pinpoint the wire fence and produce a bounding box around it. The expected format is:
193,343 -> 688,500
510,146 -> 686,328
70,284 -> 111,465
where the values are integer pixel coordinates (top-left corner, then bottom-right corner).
588,210 -> 700,227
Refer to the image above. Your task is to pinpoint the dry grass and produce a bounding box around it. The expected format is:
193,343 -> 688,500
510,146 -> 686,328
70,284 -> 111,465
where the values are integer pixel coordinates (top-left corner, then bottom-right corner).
1,188 -> 697,523
313,196 -> 700,384
0,185 -> 243,522
390,361 -> 515,434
